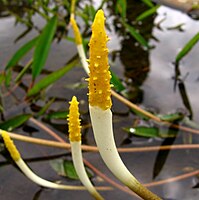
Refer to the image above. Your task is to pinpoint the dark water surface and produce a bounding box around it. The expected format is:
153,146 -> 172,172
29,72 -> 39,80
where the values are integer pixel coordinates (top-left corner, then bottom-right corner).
0,3 -> 199,200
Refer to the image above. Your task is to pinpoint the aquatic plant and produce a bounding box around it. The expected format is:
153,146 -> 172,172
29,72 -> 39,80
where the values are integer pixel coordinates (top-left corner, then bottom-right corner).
68,96 -> 105,200
0,130 -> 86,190
87,9 -> 161,200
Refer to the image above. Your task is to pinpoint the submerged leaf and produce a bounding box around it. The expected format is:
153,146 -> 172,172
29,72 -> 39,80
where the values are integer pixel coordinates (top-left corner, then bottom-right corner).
32,16 -> 58,79
0,114 -> 32,131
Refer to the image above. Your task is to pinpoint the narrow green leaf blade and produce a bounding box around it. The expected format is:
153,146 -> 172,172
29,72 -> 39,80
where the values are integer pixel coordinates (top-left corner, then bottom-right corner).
110,71 -> 125,92
124,126 -> 159,137
123,22 -> 149,48
141,0 -> 154,8
175,32 -> 199,63
27,58 -> 78,96
159,113 -> 184,122
136,5 -> 160,21
0,114 -> 32,131
6,37 -> 38,70
32,16 -> 58,79
45,111 -> 69,120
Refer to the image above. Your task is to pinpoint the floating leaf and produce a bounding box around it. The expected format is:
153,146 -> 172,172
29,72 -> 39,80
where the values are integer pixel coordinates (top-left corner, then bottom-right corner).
124,126 -> 179,138
63,160 -> 79,180
45,111 -> 69,120
50,159 -> 93,180
6,36 -> 38,70
0,114 -> 32,131
125,127 -> 159,137
122,22 -> 149,49
159,113 -> 184,122
110,71 -> 125,92
136,5 -> 160,21
27,57 -> 78,96
32,16 -> 58,79
175,32 -> 199,64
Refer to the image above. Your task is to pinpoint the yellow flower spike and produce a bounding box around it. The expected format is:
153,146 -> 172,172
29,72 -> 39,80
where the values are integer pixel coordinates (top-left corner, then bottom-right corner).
88,10 -> 161,200
88,9 -> 112,110
68,96 -> 105,200
1,130 -> 20,161
68,96 -> 81,142
70,17 -> 82,45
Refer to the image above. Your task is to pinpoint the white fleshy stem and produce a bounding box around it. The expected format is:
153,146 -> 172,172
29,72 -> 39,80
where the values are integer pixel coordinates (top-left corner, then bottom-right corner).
77,44 -> 89,75
89,106 -> 161,200
15,158 -> 85,190
71,141 -> 105,200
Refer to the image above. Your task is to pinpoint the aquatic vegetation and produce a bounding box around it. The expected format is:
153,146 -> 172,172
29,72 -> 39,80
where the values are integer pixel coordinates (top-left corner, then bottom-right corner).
68,96 -> 105,200
0,0 -> 199,199
87,9 -> 161,200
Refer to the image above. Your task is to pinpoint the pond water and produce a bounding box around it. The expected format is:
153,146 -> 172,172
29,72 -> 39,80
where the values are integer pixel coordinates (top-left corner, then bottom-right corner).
0,2 -> 199,200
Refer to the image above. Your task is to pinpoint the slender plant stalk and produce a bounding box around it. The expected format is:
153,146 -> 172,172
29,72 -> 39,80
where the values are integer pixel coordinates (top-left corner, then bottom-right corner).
68,96 -> 105,200
0,130 -> 85,190
3,129 -> 199,153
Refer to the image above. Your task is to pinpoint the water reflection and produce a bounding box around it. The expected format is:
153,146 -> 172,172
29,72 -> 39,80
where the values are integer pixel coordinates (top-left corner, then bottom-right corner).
107,0 -> 156,103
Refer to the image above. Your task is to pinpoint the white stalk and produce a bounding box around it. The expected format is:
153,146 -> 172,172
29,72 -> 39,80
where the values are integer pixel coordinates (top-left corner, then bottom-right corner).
76,44 -> 89,75
15,158 -> 85,190
71,141 -> 104,200
89,106 -> 161,200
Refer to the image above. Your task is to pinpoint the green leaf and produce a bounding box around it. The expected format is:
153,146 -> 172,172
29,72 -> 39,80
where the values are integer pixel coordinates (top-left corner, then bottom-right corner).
175,32 -> 199,63
27,57 -> 78,97
141,0 -> 154,8
110,71 -> 125,92
5,37 -> 38,70
63,160 -> 79,180
159,113 -> 184,122
32,16 -> 58,79
0,73 -> 5,85
36,98 -> 55,117
128,126 -> 159,137
50,159 -> 93,180
0,114 -> 32,131
5,69 -> 12,87
124,126 -> 178,138
136,5 -> 160,21
115,0 -> 126,19
122,22 -> 149,49
45,111 -> 69,120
